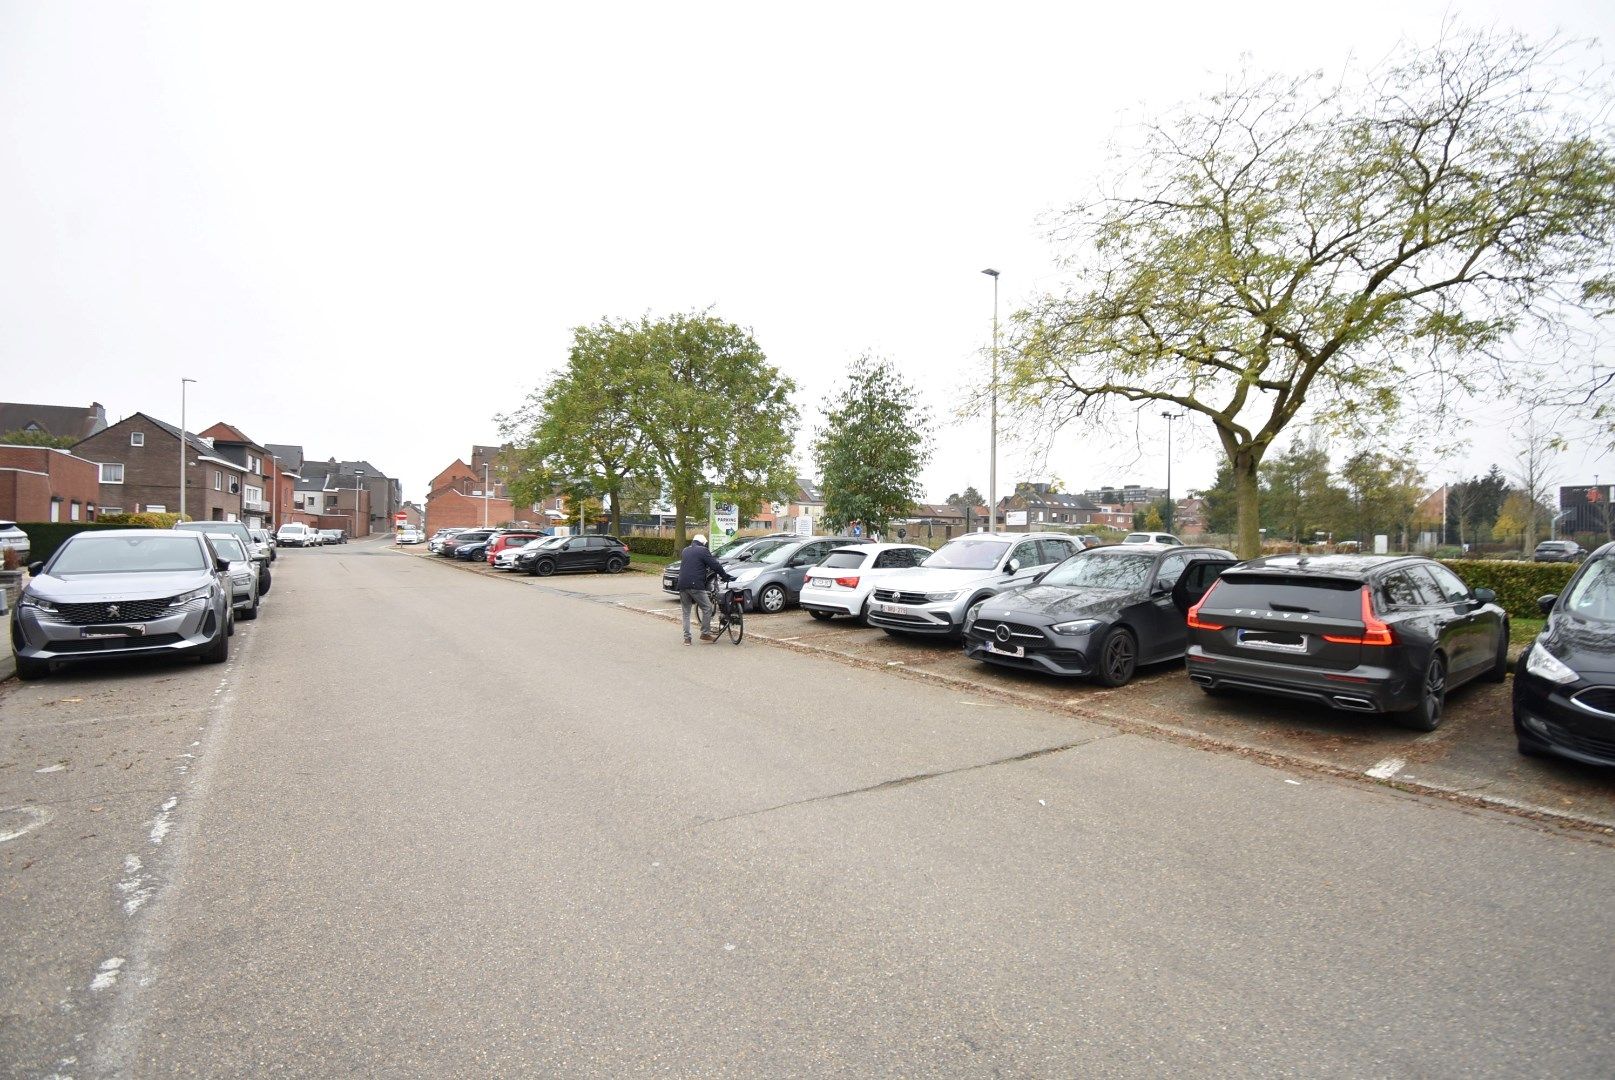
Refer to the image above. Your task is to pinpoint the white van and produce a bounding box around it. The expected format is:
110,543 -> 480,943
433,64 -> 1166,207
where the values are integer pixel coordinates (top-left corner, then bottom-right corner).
276,522 -> 311,548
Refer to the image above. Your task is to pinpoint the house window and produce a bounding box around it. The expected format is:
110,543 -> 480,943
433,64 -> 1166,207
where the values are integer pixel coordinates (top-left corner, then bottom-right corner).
50,498 -> 61,522
130,432 -> 144,446
70,501 -> 81,521
245,485 -> 262,505
214,470 -> 223,491
99,463 -> 124,483
248,455 -> 260,474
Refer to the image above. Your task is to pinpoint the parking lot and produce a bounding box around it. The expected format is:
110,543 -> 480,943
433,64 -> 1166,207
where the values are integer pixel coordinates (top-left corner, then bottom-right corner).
402,547 -> 1615,832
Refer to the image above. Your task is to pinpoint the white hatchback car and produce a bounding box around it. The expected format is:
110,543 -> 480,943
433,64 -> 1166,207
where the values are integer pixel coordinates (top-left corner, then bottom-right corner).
799,543 -> 934,622
1123,532 -> 1181,545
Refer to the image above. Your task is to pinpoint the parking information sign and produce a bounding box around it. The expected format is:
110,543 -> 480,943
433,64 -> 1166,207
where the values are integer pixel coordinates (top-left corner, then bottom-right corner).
711,505 -> 739,544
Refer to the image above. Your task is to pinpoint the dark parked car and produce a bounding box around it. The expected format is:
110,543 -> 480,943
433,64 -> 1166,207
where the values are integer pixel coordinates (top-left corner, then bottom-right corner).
439,529 -> 494,558
1533,540 -> 1586,564
520,534 -> 630,576
1185,554 -> 1508,730
10,529 -> 233,679
1514,543 -> 1615,765
964,546 -> 1234,686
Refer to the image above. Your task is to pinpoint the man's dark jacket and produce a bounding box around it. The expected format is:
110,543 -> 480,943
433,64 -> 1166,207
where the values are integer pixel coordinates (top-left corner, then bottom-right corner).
676,542 -> 732,590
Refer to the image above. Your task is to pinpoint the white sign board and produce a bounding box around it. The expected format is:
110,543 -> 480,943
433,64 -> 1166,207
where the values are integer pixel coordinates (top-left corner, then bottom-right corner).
795,514 -> 813,537
1005,510 -> 1029,526
1374,534 -> 1389,554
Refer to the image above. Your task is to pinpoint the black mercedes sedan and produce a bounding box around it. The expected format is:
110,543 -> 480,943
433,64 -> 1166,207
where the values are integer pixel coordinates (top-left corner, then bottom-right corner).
1514,543 -> 1615,765
964,545 -> 1235,686
1186,554 -> 1508,731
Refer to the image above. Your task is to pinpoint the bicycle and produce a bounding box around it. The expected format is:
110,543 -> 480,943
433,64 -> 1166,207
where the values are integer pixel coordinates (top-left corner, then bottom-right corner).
709,579 -> 745,645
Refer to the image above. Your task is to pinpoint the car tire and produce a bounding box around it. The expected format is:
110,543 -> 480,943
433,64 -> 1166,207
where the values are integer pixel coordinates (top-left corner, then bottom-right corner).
15,654 -> 49,680
533,560 -> 555,577
1394,654 -> 1447,732
1092,625 -> 1138,687
1485,622 -> 1509,683
201,623 -> 230,664
859,599 -> 872,625
606,556 -> 627,574
259,567 -> 272,595
757,584 -> 787,614
808,610 -> 834,621
241,594 -> 259,621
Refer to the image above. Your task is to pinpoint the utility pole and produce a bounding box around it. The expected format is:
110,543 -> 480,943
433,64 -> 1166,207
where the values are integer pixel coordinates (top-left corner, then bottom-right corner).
178,378 -> 196,520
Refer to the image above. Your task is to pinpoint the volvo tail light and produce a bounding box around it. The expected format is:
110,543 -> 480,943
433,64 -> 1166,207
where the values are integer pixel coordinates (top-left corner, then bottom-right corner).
1323,588 -> 1396,646
1186,580 -> 1224,631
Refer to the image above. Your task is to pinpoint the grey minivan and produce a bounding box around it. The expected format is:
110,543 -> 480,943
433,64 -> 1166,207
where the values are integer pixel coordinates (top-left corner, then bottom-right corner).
726,536 -> 873,613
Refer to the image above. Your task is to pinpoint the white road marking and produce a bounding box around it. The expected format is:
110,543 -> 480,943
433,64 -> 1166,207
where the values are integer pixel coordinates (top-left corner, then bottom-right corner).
115,855 -> 152,915
1366,757 -> 1406,780
36,763 -> 66,773
0,805 -> 52,842
147,798 -> 178,845
1284,779 -> 1302,785
89,958 -> 124,991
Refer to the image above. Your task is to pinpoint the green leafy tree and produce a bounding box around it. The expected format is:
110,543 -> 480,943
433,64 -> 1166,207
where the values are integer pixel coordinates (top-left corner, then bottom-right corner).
945,486 -> 984,514
1339,451 -> 1426,548
1006,28 -> 1615,557
1141,505 -> 1165,531
499,321 -> 658,537
1448,465 -> 1510,546
1199,463 -> 1240,535
813,355 -> 932,537
619,311 -> 798,548
1261,442 -> 1343,543
0,429 -> 77,448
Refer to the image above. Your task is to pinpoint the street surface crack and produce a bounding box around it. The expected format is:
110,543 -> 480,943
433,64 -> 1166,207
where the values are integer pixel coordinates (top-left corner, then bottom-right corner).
699,732 -> 1122,827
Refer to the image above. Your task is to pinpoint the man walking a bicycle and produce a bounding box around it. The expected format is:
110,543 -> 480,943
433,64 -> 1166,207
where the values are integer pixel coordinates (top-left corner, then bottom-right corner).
675,533 -> 734,645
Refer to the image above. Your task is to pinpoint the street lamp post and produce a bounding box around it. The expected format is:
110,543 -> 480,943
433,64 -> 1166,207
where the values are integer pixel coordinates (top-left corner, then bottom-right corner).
1161,411 -> 1183,533
981,268 -> 1000,532
353,470 -> 365,538
482,464 -> 490,528
179,377 -> 196,520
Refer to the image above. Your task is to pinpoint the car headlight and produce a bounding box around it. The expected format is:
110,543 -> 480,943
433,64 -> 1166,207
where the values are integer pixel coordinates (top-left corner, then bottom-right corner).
1524,642 -> 1579,685
1050,619 -> 1102,635
925,591 -> 960,602
166,586 -> 213,608
729,569 -> 759,584
19,594 -> 57,613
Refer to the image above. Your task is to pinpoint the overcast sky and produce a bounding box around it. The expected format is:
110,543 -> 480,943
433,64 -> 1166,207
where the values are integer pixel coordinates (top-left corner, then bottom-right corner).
4,1 -> 1613,508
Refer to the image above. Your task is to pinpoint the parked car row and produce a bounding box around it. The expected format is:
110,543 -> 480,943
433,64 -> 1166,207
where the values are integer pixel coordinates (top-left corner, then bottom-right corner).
423,526 -> 633,576
273,522 -> 348,548
664,531 -> 1615,768
8,522 -> 301,679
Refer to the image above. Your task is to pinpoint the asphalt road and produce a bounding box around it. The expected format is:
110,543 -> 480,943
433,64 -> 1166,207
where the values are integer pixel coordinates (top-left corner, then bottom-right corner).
4,539 -> 1615,1077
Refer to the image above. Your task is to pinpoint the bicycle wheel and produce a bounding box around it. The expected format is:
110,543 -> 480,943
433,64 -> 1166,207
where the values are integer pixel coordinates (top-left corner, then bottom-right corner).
728,608 -> 744,645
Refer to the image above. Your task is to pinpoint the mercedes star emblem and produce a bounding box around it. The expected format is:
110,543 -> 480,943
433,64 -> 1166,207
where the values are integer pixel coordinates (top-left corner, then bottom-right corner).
995,624 -> 1011,643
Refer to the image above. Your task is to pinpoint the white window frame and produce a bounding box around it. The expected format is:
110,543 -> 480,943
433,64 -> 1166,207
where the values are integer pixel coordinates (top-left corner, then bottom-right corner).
49,498 -> 61,522
130,432 -> 144,446
214,470 -> 223,491
69,501 -> 81,521
99,462 -> 125,484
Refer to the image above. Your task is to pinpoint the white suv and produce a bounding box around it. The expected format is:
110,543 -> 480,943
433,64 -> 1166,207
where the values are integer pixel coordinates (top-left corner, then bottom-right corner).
865,532 -> 1084,637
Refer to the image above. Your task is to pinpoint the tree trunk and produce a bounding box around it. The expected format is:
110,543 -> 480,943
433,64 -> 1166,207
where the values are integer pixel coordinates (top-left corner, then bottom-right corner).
673,497 -> 688,549
1235,455 -> 1263,559
608,487 -> 622,537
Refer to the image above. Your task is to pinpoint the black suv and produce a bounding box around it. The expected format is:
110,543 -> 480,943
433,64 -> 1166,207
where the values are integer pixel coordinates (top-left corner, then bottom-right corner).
1186,554 -> 1508,731
1514,542 -> 1615,765
519,535 -> 630,576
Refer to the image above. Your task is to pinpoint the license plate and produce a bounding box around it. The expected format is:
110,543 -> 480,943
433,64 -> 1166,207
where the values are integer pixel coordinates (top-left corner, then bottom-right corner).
807,578 -> 829,588
872,601 -> 907,615
985,640 -> 1025,657
81,624 -> 145,639
1236,628 -> 1308,653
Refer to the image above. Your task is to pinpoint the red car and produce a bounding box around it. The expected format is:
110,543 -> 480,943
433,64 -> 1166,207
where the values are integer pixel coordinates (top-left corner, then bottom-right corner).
485,532 -> 545,565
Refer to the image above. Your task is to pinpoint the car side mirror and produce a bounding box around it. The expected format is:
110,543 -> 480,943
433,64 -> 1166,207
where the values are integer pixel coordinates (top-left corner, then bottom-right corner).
1538,593 -> 1558,615
1473,587 -> 1496,604
27,560 -> 44,576
1032,570 -> 1047,584
215,557 -> 231,573
1152,580 -> 1171,597
1005,559 -> 1020,575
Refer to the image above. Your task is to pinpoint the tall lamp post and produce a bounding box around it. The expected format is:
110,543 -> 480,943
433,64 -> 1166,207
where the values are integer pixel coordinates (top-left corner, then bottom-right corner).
482,464 -> 491,528
179,377 -> 196,520
981,268 -> 1000,532
353,470 -> 365,538
1161,411 -> 1183,533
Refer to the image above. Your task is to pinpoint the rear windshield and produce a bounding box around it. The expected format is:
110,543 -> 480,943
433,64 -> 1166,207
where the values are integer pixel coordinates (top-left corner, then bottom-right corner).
52,535 -> 208,574
1562,558 -> 1615,623
923,539 -> 1009,570
820,551 -> 867,569
210,537 -> 248,561
1206,574 -> 1364,618
1536,542 -> 1571,551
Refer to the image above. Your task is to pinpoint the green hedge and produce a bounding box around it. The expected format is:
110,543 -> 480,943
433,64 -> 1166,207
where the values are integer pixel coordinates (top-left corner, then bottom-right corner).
20,520 -> 152,565
1439,559 -> 1577,619
625,536 -> 677,558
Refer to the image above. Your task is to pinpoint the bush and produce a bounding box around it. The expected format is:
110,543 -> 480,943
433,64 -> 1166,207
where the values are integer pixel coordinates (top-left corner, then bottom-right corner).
99,511 -> 183,528
626,536 -> 677,557
19,520 -> 152,565
1439,559 -> 1577,619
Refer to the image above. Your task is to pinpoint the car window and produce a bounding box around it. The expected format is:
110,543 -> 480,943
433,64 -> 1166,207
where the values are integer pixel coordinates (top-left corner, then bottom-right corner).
1380,570 -> 1436,609
923,538 -> 1010,570
1563,558 -> 1615,622
1420,563 -> 1471,604
1155,553 -> 1189,590
1039,538 -> 1076,564
798,542 -> 833,563
823,550 -> 868,569
587,537 -> 611,549
51,535 -> 209,574
1204,574 -> 1365,616
1010,540 -> 1042,568
209,537 -> 248,561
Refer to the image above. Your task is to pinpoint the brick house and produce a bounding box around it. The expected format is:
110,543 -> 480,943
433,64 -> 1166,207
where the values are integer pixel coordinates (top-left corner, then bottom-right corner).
73,413 -> 246,521
298,458 -> 398,538
900,501 -> 991,541
783,477 -> 825,535
0,401 -> 108,442
0,444 -> 102,523
996,484 -> 1104,531
198,423 -> 275,530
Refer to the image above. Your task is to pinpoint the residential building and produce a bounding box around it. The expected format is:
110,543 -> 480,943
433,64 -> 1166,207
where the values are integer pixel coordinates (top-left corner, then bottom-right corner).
425,454 -> 541,531
996,483 -> 1104,531
73,413 -> 246,521
198,423 -> 275,530
1083,484 -> 1168,506
783,477 -> 825,536
0,401 -> 108,442
0,444 -> 101,523
900,502 -> 990,541
298,457 -> 401,537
